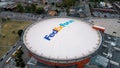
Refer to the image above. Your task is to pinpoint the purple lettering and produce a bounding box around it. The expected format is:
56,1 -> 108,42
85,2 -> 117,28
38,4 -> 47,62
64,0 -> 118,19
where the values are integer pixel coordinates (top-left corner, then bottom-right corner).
52,29 -> 58,34
49,30 -> 58,37
44,35 -> 51,40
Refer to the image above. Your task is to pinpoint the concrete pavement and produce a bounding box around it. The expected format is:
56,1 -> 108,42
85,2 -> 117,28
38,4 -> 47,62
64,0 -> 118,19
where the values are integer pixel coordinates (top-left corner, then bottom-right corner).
88,18 -> 120,37
0,39 -> 23,68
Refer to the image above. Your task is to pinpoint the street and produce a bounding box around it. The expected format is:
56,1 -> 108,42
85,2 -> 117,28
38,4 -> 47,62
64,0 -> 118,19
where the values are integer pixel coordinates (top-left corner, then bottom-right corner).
0,39 -> 23,68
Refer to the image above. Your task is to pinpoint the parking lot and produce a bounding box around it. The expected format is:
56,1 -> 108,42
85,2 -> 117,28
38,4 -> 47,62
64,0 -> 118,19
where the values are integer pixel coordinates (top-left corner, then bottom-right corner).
89,18 -> 120,37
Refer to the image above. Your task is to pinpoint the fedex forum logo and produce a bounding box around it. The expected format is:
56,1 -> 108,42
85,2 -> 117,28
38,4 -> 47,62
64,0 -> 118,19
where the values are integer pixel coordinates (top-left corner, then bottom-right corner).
44,20 -> 74,41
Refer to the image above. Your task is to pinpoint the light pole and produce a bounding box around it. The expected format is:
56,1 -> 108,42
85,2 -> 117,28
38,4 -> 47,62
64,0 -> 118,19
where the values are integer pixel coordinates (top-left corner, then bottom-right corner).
0,19 -> 2,36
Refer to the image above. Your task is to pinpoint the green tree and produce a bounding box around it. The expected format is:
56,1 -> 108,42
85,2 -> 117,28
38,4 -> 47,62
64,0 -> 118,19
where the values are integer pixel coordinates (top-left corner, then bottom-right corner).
18,58 -> 23,62
20,61 -> 25,67
16,53 -> 22,58
109,0 -> 119,2
35,7 -> 45,14
55,9 -> 59,13
56,2 -> 64,7
51,2 -> 55,6
18,29 -> 23,37
16,4 -> 24,12
16,61 -> 20,67
31,4 -> 36,13
89,0 -> 104,2
1,18 -> 7,22
63,0 -> 76,7
19,50 -> 24,55
15,58 -> 19,62
25,4 -> 36,13
25,6 -> 31,13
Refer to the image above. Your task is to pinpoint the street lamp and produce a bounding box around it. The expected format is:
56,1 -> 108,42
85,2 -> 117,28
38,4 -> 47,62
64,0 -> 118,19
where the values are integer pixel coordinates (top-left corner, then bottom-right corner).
0,19 -> 2,36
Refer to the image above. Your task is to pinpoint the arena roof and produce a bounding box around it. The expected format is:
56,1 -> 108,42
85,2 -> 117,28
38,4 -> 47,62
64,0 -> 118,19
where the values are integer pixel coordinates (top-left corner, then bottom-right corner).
23,18 -> 102,61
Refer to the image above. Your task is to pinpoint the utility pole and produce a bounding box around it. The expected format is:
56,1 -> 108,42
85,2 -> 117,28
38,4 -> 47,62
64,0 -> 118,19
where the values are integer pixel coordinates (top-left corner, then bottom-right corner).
0,19 -> 2,37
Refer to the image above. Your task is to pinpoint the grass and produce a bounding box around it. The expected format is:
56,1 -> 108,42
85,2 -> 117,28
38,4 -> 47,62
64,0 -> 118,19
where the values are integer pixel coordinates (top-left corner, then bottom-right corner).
0,20 -> 31,58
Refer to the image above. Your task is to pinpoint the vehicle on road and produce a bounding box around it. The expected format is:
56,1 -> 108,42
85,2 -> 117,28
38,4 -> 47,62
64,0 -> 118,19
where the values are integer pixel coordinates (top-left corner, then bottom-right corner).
5,57 -> 12,64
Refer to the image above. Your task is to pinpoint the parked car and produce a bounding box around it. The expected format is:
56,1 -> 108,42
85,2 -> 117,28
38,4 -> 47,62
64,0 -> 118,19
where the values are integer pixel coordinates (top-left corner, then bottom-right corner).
0,58 -> 3,62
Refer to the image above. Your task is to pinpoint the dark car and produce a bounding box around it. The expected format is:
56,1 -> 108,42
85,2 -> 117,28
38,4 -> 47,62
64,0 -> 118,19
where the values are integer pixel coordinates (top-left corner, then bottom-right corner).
0,58 -> 3,62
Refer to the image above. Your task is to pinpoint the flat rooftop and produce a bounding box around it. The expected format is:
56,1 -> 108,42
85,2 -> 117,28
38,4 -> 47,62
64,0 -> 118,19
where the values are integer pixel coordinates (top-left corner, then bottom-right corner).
89,18 -> 120,37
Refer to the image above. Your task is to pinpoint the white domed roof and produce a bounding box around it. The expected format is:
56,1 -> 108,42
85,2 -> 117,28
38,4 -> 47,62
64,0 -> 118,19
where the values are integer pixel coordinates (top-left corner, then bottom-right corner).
23,18 -> 102,60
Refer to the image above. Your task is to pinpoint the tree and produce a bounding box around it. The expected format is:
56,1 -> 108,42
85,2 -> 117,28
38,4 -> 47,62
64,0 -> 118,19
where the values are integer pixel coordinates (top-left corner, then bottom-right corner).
20,61 -> 25,67
55,9 -> 59,13
16,53 -> 22,58
63,0 -> 76,8
18,50 -> 24,55
51,2 -> 55,6
31,4 -> 36,12
1,18 -> 7,22
35,7 -> 45,14
18,29 -> 23,37
25,6 -> 31,13
16,61 -> 20,67
16,59 -> 25,67
56,2 -> 64,8
16,4 -> 24,12
15,58 -> 19,62
24,4 -> 36,13
18,58 -> 23,62
109,0 -> 119,3
14,49 -> 25,67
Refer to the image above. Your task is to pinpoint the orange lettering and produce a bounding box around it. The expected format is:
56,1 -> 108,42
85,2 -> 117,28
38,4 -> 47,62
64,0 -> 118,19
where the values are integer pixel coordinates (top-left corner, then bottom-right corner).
53,26 -> 63,31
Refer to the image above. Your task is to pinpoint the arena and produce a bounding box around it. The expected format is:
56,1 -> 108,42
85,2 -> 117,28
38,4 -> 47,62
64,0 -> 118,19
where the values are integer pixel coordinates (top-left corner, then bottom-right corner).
23,18 -> 103,68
